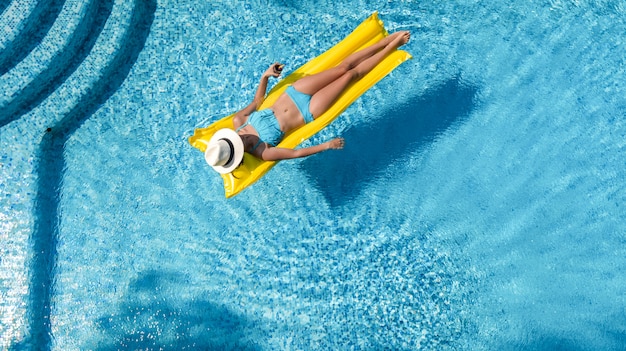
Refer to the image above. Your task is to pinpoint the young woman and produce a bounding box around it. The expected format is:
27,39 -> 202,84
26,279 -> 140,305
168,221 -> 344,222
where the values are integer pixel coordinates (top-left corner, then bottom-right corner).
205,31 -> 410,174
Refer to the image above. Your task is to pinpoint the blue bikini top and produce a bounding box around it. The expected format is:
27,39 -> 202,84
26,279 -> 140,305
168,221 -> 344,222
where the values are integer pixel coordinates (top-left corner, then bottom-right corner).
236,109 -> 285,150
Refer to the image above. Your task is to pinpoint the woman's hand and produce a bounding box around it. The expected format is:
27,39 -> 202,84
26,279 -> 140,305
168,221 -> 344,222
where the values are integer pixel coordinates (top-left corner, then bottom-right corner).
264,62 -> 284,78
326,137 -> 345,150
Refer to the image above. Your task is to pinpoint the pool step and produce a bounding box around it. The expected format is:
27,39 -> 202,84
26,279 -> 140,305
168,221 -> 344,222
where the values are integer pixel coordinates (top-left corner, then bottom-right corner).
0,0 -> 37,51
0,0 -> 66,76
0,0 -> 155,347
24,0 -> 138,131
0,0 -> 113,127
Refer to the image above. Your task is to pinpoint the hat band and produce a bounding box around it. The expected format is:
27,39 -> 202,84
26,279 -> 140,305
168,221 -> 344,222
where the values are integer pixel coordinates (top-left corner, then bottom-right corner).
220,138 -> 235,166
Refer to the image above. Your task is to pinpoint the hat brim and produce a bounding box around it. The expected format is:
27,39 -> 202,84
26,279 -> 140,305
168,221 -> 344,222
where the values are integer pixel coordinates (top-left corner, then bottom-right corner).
205,128 -> 244,174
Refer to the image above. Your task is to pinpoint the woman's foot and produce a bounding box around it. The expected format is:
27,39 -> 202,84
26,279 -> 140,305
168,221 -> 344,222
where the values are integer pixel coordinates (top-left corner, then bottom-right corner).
390,31 -> 410,49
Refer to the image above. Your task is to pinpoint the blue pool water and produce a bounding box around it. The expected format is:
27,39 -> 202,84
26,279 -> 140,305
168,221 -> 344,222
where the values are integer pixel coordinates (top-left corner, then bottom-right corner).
1,0 -> 626,349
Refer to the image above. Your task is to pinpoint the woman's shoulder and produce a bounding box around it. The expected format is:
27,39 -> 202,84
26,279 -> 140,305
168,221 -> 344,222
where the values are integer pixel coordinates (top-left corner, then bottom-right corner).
233,109 -> 252,128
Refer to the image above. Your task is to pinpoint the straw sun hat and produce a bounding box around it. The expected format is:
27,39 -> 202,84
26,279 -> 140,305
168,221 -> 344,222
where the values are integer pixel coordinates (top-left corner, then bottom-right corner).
203,128 -> 244,174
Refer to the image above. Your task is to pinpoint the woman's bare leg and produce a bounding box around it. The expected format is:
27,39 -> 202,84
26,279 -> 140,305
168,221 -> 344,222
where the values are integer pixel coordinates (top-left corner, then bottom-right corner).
308,31 -> 410,118
293,32 -> 403,95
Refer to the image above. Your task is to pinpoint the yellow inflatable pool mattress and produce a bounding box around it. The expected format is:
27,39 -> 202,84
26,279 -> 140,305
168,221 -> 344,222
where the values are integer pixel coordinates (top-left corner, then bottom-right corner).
189,12 -> 412,198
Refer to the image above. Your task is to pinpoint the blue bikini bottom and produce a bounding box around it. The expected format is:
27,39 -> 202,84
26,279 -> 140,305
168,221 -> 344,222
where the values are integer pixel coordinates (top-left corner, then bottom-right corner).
286,85 -> 314,123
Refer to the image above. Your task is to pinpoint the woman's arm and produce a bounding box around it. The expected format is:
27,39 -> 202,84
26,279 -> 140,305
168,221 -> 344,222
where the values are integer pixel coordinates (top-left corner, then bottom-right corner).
256,138 -> 345,161
233,63 -> 282,127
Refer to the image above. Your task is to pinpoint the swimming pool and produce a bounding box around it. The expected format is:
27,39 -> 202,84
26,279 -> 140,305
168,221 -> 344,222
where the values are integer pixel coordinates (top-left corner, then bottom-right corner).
1,0 -> 625,349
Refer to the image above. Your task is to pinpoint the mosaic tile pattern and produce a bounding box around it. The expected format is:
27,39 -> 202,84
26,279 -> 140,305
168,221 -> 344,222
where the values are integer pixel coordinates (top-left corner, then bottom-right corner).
2,0 -> 626,350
